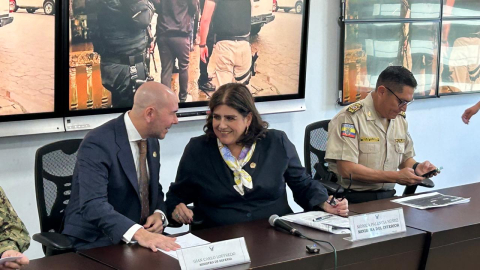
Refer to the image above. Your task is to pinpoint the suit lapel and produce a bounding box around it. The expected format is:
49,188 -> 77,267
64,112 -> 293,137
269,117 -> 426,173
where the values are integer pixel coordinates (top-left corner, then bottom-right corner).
115,115 -> 140,198
147,138 -> 160,210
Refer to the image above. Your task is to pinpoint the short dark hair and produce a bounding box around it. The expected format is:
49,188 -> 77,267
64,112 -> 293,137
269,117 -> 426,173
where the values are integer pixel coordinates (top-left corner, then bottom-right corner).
204,83 -> 269,146
376,66 -> 417,93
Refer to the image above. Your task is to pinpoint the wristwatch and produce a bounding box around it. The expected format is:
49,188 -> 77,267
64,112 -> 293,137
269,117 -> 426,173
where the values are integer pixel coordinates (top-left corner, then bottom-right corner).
160,213 -> 166,223
412,162 -> 420,176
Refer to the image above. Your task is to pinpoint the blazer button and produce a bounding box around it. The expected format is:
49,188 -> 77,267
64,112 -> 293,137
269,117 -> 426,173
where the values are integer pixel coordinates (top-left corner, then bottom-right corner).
247,213 -> 252,218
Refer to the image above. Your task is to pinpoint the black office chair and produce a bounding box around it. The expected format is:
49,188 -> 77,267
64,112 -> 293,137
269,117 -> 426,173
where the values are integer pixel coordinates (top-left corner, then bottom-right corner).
304,120 -> 434,197
33,139 -> 83,256
403,178 -> 435,196
304,120 -> 343,195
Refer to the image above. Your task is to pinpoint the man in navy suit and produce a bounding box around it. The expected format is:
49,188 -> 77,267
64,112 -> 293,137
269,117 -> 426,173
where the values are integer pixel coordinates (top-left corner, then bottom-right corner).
63,82 -> 181,252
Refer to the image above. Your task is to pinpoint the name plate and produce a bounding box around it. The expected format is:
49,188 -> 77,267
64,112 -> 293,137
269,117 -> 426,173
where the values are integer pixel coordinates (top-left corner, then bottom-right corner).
177,237 -> 250,270
348,208 -> 406,241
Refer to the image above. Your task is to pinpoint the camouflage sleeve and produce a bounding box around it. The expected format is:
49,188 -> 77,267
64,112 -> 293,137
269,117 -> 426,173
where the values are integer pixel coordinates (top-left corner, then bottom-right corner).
0,187 -> 30,254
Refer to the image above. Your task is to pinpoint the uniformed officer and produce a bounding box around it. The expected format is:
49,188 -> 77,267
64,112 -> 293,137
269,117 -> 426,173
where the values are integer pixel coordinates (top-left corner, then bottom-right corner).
198,0 -> 252,88
88,0 -> 155,108
325,66 -> 438,203
0,187 -> 30,269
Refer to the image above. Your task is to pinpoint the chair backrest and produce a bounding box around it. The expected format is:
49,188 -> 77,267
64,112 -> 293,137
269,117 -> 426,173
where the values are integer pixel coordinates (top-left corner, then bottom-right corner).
304,120 -> 331,179
34,139 -> 82,234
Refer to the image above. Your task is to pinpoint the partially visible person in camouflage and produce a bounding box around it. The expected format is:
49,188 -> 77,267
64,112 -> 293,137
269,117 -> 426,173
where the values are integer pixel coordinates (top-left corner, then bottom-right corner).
0,187 -> 30,269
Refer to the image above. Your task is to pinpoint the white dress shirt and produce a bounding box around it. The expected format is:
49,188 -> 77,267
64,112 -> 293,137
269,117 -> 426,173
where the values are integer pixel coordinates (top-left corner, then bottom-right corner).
122,112 -> 168,243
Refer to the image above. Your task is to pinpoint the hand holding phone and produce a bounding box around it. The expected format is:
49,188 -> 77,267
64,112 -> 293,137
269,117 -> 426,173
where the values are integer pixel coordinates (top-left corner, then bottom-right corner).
422,166 -> 443,178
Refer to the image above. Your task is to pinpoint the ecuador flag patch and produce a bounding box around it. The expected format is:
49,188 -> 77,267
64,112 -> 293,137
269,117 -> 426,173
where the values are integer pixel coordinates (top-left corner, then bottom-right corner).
341,123 -> 356,138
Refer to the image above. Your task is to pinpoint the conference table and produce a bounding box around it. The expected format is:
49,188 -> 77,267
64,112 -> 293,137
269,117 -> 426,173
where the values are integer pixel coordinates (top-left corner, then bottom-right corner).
23,183 -> 480,269
349,183 -> 480,270
78,218 -> 426,270
24,252 -> 112,270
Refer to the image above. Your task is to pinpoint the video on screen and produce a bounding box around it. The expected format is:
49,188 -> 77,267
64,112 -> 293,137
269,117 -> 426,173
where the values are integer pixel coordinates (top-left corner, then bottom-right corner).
68,0 -> 307,111
0,0 -> 55,116
342,22 -> 439,104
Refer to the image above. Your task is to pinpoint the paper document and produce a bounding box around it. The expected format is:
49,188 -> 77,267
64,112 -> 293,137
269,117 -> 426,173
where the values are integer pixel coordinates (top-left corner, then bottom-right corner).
159,233 -> 210,260
0,256 -> 22,265
392,192 -> 470,210
281,211 -> 350,234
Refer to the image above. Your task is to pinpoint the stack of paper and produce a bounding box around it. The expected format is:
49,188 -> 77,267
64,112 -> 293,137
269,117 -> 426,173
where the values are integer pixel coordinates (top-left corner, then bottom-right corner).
392,192 -> 470,210
159,233 -> 210,260
280,211 -> 350,235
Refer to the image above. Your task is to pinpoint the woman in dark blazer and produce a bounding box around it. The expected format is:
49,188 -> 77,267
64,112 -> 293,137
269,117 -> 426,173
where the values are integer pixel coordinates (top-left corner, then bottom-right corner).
166,83 -> 348,229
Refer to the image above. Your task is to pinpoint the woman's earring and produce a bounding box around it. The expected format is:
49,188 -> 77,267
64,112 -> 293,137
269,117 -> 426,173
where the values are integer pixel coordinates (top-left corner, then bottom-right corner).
245,126 -> 249,134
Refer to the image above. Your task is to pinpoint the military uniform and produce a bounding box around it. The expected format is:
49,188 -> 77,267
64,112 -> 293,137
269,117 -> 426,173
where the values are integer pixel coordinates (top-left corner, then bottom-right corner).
0,187 -> 30,256
325,93 -> 415,192
88,0 -> 154,108
207,0 -> 252,87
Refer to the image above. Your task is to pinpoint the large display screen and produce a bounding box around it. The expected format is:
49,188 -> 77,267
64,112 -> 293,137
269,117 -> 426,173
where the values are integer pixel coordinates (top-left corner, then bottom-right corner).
345,0 -> 441,20
340,0 -> 480,105
439,0 -> 480,95
0,0 -> 56,119
443,0 -> 480,18
342,21 -> 439,103
67,0 -> 308,113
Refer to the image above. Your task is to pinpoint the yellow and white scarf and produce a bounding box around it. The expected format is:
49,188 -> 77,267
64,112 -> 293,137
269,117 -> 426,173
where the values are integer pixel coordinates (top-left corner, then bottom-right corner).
217,139 -> 256,196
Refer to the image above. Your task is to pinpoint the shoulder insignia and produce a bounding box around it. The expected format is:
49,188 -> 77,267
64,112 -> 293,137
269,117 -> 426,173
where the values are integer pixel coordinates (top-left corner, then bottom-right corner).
399,111 -> 406,118
341,123 -> 356,138
347,103 -> 363,114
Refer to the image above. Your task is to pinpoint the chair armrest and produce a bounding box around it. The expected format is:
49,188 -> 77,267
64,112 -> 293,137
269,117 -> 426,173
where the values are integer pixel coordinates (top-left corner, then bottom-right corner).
318,179 -> 344,194
419,178 -> 435,188
32,232 -> 74,251
403,179 -> 435,196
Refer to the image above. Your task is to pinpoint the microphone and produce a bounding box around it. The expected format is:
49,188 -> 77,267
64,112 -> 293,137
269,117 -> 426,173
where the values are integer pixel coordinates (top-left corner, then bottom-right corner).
268,214 -> 303,237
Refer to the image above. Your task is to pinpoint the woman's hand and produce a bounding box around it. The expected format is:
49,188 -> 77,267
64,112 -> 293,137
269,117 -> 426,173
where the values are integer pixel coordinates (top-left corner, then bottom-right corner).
322,196 -> 349,217
172,203 -> 194,224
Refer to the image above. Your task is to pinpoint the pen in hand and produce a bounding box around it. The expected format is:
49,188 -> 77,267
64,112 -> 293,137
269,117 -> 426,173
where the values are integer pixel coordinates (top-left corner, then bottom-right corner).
313,215 -> 333,222
329,196 -> 338,206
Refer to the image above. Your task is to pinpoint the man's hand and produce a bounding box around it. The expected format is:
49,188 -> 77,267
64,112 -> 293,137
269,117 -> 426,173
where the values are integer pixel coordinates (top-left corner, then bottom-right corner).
144,212 -> 164,233
133,228 -> 180,252
0,250 -> 29,270
415,161 -> 438,177
200,46 -> 209,63
172,203 -> 194,224
462,103 -> 480,124
321,196 -> 349,217
397,168 -> 424,185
